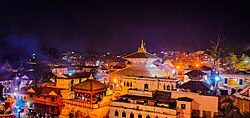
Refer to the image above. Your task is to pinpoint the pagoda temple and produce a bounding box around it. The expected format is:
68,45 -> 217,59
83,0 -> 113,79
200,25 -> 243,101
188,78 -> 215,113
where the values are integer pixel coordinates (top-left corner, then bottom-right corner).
112,40 -> 178,96
60,74 -> 112,118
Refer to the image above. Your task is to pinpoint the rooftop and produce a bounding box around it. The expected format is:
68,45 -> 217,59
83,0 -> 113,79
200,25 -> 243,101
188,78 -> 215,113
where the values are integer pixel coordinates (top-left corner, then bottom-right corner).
112,65 -> 167,77
72,74 -> 107,92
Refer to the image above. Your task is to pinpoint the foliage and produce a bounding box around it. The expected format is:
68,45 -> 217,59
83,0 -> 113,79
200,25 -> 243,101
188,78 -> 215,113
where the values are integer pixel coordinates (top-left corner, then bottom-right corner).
234,54 -> 250,70
219,97 -> 250,118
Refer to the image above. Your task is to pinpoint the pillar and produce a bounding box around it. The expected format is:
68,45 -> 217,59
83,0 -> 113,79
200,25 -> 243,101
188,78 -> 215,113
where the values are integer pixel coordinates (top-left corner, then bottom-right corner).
200,110 -> 203,117
211,112 -> 214,117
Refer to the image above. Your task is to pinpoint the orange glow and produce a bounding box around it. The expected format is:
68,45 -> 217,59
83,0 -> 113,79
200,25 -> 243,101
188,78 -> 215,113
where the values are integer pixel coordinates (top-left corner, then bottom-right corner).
176,66 -> 180,69
195,64 -> 199,67
114,78 -> 117,83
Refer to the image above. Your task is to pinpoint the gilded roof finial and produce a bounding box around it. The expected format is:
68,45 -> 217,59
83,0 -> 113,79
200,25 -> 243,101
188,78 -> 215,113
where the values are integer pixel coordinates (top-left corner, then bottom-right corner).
89,73 -> 94,80
138,39 -> 146,52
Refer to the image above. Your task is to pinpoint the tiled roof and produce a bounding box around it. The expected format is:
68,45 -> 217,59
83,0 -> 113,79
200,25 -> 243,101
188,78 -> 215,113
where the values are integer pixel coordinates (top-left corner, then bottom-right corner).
56,72 -> 91,79
184,69 -> 206,77
112,65 -> 167,77
123,52 -> 159,59
179,81 -> 212,91
29,86 -> 64,97
72,74 -> 107,91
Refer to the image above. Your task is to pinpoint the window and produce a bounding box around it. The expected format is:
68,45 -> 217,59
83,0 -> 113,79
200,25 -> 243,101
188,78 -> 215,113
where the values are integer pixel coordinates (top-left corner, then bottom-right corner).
130,82 -> 132,87
30,94 -> 33,98
124,82 -> 126,86
115,110 -> 118,116
144,83 -> 148,91
146,115 -> 151,118
122,112 -> 126,117
167,85 -> 170,90
181,104 -> 186,109
163,84 -> 166,90
71,80 -> 74,85
224,78 -> 228,84
51,97 -> 55,102
127,82 -> 129,87
44,97 -> 46,100
239,79 -> 243,85
130,113 -> 134,118
171,85 -> 174,90
138,114 -> 142,118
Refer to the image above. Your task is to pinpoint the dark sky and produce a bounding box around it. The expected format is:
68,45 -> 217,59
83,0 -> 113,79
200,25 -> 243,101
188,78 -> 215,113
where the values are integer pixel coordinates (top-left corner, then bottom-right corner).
1,0 -> 250,53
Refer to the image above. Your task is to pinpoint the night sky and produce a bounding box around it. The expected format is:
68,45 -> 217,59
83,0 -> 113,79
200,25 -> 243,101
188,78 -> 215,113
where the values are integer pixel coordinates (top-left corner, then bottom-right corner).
1,0 -> 250,53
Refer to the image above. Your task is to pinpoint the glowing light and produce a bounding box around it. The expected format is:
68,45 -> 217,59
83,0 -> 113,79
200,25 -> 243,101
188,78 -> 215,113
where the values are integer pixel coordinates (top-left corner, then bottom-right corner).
13,92 -> 17,96
17,109 -> 20,112
215,76 -> 220,81
114,78 -> 117,83
69,73 -> 72,76
235,79 -> 238,82
172,70 -> 176,74
176,66 -> 180,69
15,88 -> 18,90
195,64 -> 199,67
26,102 -> 31,107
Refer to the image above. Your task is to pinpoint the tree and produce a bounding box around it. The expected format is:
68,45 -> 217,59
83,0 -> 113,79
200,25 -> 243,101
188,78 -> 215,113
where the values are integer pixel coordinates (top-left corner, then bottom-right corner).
207,36 -> 237,71
219,97 -> 242,118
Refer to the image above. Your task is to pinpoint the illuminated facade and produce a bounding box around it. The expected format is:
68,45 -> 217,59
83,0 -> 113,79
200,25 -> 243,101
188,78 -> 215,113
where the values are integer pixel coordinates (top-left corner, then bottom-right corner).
112,40 -> 175,95
27,83 -> 65,115
60,74 -> 112,118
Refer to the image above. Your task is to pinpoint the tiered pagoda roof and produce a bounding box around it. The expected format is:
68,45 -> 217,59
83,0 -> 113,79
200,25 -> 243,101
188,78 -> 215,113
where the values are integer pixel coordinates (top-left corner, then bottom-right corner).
112,65 -> 167,77
112,40 -> 168,78
72,74 -> 107,92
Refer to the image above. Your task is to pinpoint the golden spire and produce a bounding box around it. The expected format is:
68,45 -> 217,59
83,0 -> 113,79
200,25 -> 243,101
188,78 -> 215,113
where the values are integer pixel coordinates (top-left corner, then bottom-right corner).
89,73 -> 94,80
138,39 -> 146,52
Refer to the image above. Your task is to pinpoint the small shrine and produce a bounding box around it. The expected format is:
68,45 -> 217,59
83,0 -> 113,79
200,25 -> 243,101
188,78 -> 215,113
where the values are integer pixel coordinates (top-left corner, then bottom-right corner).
72,74 -> 107,108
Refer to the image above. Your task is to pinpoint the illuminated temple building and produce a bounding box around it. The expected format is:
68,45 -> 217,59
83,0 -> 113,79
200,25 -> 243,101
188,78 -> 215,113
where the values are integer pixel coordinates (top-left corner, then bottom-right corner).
112,40 -> 178,94
110,40 -> 218,118
60,74 -> 112,118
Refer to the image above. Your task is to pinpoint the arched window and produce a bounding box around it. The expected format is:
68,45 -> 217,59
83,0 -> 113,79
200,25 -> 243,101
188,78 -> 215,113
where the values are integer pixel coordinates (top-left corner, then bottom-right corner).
130,113 -> 134,118
127,82 -> 129,87
130,82 -> 132,87
224,78 -> 228,84
167,85 -> 170,90
144,83 -> 148,91
171,84 -> 174,90
138,114 -> 142,118
115,110 -> 119,116
122,111 -> 126,117
146,115 -> 151,118
124,82 -> 126,86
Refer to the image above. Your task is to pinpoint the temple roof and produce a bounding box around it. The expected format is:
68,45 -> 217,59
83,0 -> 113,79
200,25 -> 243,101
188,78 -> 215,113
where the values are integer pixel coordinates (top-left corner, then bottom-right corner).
122,40 -> 159,59
123,51 -> 159,59
184,69 -> 206,78
112,65 -> 167,77
72,74 -> 107,91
